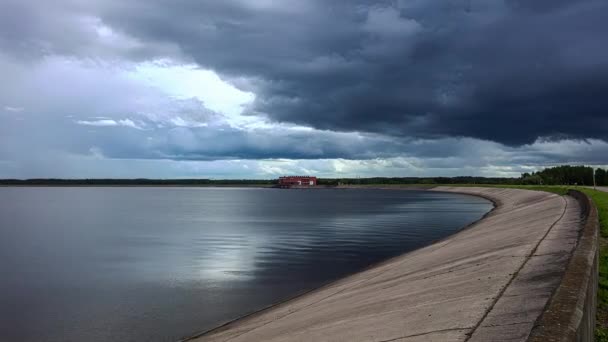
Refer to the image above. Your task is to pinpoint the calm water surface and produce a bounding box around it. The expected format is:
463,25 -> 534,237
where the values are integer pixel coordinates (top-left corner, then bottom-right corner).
0,187 -> 492,342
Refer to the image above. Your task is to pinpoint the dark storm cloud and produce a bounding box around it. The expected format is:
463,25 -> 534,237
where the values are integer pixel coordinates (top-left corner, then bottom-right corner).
1,0 -> 607,152
82,0 -> 607,145
0,0 -> 180,61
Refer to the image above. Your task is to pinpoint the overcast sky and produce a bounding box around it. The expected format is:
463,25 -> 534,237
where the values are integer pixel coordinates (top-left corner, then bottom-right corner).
1,0 -> 607,178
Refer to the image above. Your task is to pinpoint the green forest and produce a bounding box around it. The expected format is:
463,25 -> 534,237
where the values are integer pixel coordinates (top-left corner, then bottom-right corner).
521,165 -> 608,186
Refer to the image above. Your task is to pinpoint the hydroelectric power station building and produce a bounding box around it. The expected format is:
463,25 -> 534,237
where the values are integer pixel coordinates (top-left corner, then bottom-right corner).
277,176 -> 318,188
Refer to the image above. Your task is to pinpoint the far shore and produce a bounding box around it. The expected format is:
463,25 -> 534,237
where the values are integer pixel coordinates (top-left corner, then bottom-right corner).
0,183 -> 435,189
0,184 -> 276,188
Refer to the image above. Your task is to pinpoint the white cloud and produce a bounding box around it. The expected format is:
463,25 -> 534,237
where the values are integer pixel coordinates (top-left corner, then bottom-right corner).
169,117 -> 209,128
76,118 -> 145,129
76,119 -> 118,126
128,61 -> 255,123
117,119 -> 145,129
4,106 -> 24,112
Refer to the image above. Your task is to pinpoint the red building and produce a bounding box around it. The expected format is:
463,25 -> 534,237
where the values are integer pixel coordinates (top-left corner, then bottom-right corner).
278,176 -> 318,188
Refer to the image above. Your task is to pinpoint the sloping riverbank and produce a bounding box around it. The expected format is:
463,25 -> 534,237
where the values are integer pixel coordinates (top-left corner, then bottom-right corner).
187,187 -> 586,341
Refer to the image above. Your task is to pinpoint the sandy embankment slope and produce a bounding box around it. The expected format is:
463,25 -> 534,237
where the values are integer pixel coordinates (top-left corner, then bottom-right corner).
188,187 -> 582,342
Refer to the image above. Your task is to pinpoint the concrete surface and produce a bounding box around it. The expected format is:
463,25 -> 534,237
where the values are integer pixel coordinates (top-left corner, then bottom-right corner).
593,186 -> 608,193
528,190 -> 599,342
188,187 -> 583,342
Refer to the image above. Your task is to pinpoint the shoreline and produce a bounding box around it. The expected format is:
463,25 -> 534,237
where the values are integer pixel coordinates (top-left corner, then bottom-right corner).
180,187 -> 498,341
188,187 -> 584,342
177,186 -> 503,342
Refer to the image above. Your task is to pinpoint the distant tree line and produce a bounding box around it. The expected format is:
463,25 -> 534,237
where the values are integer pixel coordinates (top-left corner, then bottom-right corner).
322,165 -> 608,186
520,165 -> 608,186
315,176 -> 519,186
0,178 -> 275,186
1,165 -> 606,186
0,176 -> 520,186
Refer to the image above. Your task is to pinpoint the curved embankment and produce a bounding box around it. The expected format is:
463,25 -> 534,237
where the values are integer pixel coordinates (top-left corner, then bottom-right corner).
528,189 -> 598,341
187,187 -> 592,342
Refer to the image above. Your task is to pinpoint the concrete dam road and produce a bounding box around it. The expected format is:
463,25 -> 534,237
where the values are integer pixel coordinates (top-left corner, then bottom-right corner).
189,187 -> 583,342
594,186 -> 608,193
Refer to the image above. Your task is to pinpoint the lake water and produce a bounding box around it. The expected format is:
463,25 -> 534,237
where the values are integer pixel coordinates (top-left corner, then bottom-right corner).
0,187 -> 492,342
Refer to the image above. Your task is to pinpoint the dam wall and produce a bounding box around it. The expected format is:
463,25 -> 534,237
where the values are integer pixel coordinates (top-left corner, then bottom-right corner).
188,187 -> 596,342
528,190 -> 599,342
